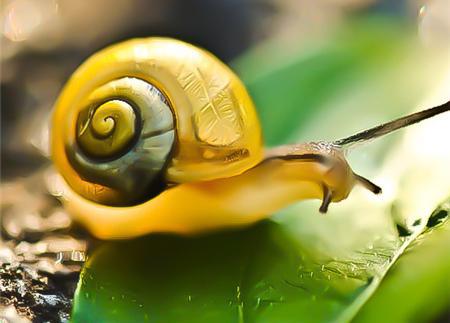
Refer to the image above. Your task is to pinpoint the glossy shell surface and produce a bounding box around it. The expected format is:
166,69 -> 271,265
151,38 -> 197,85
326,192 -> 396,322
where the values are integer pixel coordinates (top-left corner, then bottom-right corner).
52,38 -> 263,205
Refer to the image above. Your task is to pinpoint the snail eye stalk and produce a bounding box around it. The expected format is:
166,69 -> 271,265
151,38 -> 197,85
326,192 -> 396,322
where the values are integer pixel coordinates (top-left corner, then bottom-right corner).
334,100 -> 450,147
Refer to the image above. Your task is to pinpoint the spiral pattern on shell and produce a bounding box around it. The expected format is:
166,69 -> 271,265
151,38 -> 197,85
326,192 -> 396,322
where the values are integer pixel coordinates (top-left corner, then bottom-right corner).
68,77 -> 175,205
51,38 -> 264,206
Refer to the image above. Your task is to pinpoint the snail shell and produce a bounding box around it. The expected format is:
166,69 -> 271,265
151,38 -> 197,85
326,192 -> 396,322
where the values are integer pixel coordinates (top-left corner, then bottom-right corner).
51,38 -> 263,206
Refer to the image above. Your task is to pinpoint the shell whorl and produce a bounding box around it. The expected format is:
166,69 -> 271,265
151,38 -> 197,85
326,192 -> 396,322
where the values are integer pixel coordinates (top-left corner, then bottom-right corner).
77,99 -> 137,159
67,77 -> 174,205
51,38 -> 263,206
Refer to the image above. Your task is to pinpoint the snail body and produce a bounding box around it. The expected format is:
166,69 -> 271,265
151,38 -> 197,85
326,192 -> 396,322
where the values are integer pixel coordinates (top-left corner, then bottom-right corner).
51,37 -> 449,239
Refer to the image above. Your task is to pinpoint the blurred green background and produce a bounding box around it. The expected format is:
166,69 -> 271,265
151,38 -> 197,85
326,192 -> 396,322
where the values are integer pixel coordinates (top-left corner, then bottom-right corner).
1,0 -> 449,322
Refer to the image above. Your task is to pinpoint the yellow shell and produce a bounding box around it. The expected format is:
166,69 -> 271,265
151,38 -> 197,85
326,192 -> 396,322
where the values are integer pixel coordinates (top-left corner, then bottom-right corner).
51,38 -> 263,205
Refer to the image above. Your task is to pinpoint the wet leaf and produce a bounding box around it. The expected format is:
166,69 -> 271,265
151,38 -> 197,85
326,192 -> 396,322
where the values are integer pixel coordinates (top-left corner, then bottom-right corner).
72,18 -> 450,322
354,203 -> 450,323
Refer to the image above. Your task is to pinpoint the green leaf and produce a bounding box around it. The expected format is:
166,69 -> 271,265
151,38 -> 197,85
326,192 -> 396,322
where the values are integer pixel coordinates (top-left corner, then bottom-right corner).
233,17 -> 439,146
354,203 -> 450,323
72,17 -> 450,322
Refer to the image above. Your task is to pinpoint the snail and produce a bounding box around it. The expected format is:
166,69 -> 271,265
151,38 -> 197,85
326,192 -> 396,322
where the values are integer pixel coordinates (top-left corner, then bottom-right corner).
51,37 -> 450,239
